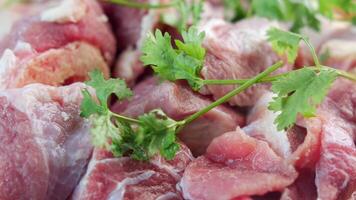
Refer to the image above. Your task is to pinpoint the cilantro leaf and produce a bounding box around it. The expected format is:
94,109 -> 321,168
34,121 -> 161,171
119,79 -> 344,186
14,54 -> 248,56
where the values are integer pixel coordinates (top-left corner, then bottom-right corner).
175,26 -> 206,61
90,115 -> 122,150
267,28 -> 303,63
269,68 -> 337,130
136,110 -> 180,160
141,30 -> 177,71
80,90 -> 104,117
141,27 -> 206,90
110,110 -> 180,161
86,70 -> 132,108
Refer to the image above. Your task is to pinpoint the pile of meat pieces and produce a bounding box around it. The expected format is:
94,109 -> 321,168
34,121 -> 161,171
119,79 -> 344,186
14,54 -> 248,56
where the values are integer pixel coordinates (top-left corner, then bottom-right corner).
0,0 -> 355,200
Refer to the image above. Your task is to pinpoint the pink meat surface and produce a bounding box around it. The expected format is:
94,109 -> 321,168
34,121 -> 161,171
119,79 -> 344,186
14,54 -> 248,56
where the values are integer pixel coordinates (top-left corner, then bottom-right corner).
280,170 -> 317,200
200,18 -> 291,106
296,18 -> 356,69
243,92 -> 292,158
0,41 -> 109,89
0,0 -> 116,64
0,83 -> 92,200
104,0 -> 160,85
112,77 -> 245,156
180,127 -> 298,200
314,79 -> 356,200
72,143 -> 194,200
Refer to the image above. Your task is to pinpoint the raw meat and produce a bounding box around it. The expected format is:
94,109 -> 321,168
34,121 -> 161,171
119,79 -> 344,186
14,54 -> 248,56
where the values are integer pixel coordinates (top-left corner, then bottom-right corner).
0,83 -> 92,200
72,143 -> 194,200
314,79 -> 356,200
180,127 -> 298,200
296,18 -> 356,70
0,0 -> 115,88
0,41 -> 109,89
243,92 -> 291,158
104,0 -> 160,85
112,77 -> 245,156
199,18 -> 291,106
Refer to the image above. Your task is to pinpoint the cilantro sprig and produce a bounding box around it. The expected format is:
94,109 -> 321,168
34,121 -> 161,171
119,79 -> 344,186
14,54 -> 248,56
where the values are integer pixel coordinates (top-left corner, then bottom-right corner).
81,70 -> 182,161
141,26 -> 206,90
266,28 -> 356,130
81,62 -> 283,161
224,0 -> 355,32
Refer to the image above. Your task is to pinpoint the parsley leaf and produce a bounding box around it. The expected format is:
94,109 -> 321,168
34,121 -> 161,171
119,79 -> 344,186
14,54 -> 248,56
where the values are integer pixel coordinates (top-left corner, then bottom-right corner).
269,68 -> 337,130
141,27 -> 206,90
267,28 -> 303,63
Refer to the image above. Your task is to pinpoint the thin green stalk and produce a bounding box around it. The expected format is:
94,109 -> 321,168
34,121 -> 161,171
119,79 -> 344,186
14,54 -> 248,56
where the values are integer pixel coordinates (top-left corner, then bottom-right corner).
202,72 -> 288,86
179,61 -> 284,128
301,36 -> 321,68
110,111 -> 140,123
108,0 -> 178,9
309,66 -> 356,82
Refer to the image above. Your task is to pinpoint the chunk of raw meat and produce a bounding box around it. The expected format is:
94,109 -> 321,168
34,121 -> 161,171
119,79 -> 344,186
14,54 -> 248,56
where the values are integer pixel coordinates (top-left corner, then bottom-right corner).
199,18 -> 291,106
319,39 -> 356,72
280,170 -> 317,200
180,127 -> 298,200
243,92 -> 291,158
104,0 -> 160,85
296,18 -> 356,69
0,83 -> 92,200
0,41 -> 109,89
72,143 -> 194,200
0,0 -> 116,64
112,77 -> 245,156
0,0 -> 115,89
314,79 -> 356,200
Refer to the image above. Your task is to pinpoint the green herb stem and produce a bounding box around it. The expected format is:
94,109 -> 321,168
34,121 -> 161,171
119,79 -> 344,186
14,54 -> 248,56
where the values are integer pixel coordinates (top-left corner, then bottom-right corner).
110,111 -> 140,123
308,66 -> 356,82
108,0 -> 177,9
301,36 -> 321,68
202,72 -> 289,86
179,61 -> 284,128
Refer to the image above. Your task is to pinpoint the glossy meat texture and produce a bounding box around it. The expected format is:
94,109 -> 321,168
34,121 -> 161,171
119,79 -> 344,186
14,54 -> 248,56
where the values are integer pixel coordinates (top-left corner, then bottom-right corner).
0,0 -> 115,89
0,41 -> 109,89
0,83 -> 92,200
112,77 -> 245,156
296,18 -> 356,71
180,127 -> 298,200
314,79 -> 356,200
72,144 -> 193,200
104,0 -> 160,85
199,18 -> 291,107
243,92 -> 291,158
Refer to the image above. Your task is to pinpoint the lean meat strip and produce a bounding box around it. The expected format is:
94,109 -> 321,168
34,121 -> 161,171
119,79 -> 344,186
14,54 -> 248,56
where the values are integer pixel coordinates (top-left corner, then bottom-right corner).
112,77 -> 245,156
199,17 -> 292,107
180,127 -> 298,200
113,78 -> 244,155
0,0 -> 116,89
0,83 -> 92,200
72,143 -> 193,200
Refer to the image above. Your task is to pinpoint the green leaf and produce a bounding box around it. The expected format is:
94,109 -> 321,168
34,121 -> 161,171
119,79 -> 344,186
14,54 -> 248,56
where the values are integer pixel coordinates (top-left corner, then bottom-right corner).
141,30 -> 177,70
136,109 -> 180,160
90,115 -> 122,150
267,28 -> 303,63
269,68 -> 338,130
251,0 -> 285,20
175,26 -> 206,61
80,89 -> 104,117
141,27 -> 206,90
86,70 -> 132,108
